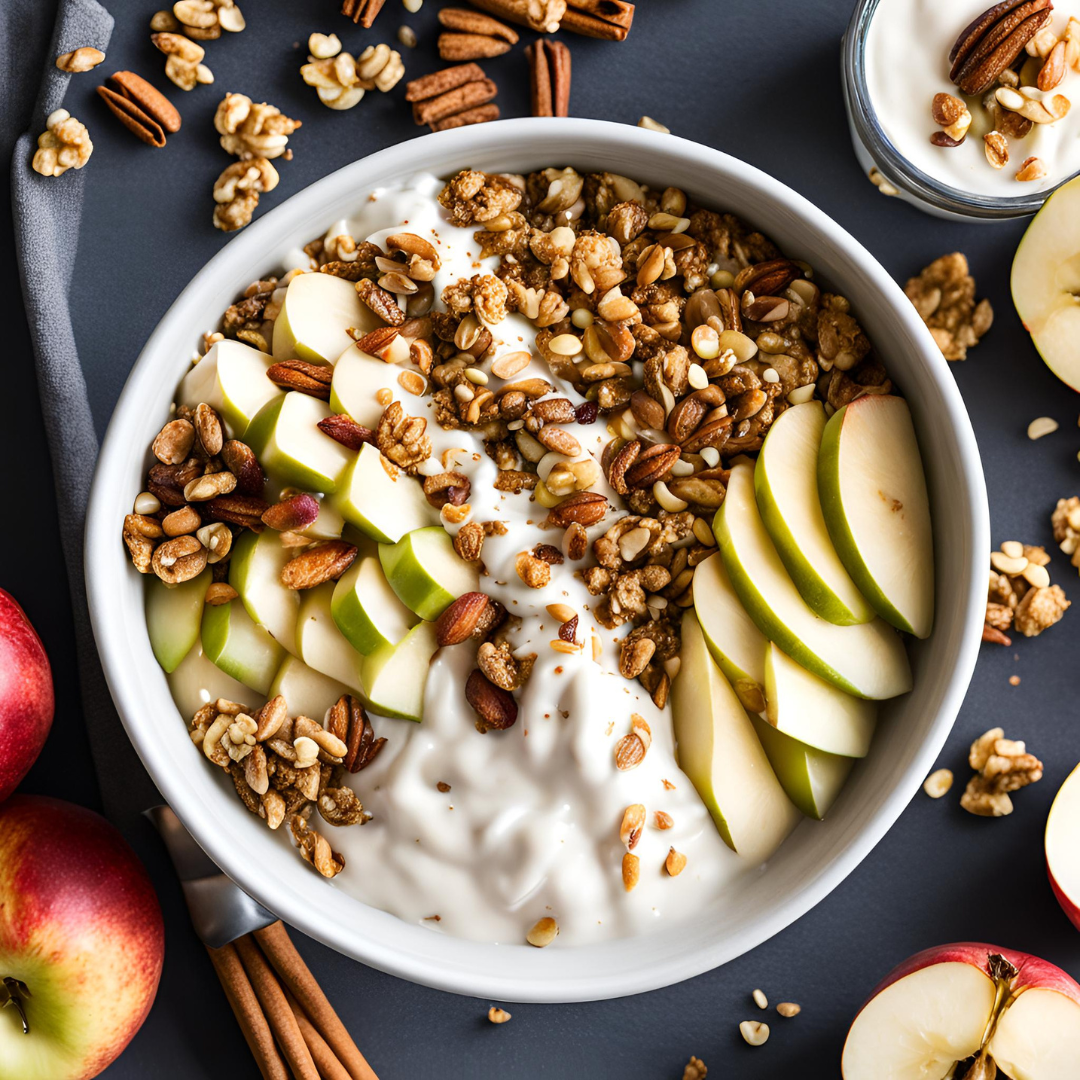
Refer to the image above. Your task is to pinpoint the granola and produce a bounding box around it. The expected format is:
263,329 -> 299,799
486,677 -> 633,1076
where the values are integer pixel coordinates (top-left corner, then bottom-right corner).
904,253 -> 993,361
985,540 -> 1069,643
960,726 -> 1043,817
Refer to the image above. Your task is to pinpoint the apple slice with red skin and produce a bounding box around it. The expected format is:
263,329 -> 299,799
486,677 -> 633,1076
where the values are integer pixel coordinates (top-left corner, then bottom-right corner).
1046,762 -> 1080,931
843,943 -> 1080,1080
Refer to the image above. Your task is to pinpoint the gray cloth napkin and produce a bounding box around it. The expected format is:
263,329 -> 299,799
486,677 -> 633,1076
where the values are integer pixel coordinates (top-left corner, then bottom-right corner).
10,0 -> 162,828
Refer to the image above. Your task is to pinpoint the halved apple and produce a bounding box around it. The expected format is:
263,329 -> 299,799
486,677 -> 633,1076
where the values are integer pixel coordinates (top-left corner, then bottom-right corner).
715,462 -> 912,700
362,621 -> 439,722
380,527 -> 478,622
765,642 -> 875,758
756,401 -> 874,625
1011,174 -> 1080,392
177,339 -> 282,439
245,391 -> 351,495
818,395 -> 934,639
330,345 -> 408,429
1046,762 -> 1080,931
751,716 -> 854,820
671,610 -> 799,861
272,272 -> 382,364
229,529 -> 299,656
333,443 -> 432,544
201,599 -> 284,695
268,654 -> 351,722
295,583 -> 365,694
145,569 -> 210,673
693,551 -> 768,713
167,641 -> 254,720
332,555 -> 417,655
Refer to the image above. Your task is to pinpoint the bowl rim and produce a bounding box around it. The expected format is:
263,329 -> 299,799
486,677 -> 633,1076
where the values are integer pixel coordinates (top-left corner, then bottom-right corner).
86,117 -> 989,1002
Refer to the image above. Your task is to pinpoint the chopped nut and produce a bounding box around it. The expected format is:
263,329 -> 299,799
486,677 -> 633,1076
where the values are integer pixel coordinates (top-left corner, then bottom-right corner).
923,768 -> 954,799
526,916 -> 558,947
487,1006 -> 512,1024
56,46 -> 106,73
32,109 -> 93,176
213,158 -> 279,232
752,988 -> 768,1009
739,1020 -> 770,1047
215,93 -> 300,159
665,847 -> 687,876
961,726 -> 1043,817
776,1002 -> 801,1018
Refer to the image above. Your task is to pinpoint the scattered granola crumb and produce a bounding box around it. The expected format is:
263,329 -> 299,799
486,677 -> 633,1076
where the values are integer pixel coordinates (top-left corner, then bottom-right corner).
903,253 -> 992,361
752,988 -> 768,1009
923,768 -> 953,798
1009,675 -> 1021,686
1028,416 -> 1059,440
776,1002 -> 801,1018
1052,496 -> 1080,571
487,1005 -> 511,1024
960,727 -> 1043,817
739,1020 -> 770,1046
682,1057 -> 707,1080
437,781 -> 451,792
985,543 -> 1069,641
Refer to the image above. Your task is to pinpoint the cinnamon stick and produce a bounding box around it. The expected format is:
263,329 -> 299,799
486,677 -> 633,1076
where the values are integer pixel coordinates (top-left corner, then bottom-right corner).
560,7 -> 629,39
254,921 -> 380,1080
527,41 -> 571,117
206,943 -> 291,1080
467,0 -> 565,33
567,0 -> 634,29
284,987 -> 354,1080
412,78 -> 498,125
430,103 -> 500,130
341,0 -> 386,26
405,63 -> 486,102
235,935 -> 320,1080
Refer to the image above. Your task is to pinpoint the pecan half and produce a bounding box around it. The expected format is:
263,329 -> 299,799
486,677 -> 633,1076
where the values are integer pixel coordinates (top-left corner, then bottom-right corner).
280,541 -> 357,589
204,492 -> 270,531
733,259 -> 802,297
606,438 -> 641,495
465,668 -> 518,730
624,444 -> 680,489
548,490 -> 608,527
949,0 -> 1053,95
267,360 -> 333,399
96,85 -> 167,147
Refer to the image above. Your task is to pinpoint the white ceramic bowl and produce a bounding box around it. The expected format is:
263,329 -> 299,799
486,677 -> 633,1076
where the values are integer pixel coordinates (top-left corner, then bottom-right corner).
86,118 -> 988,1003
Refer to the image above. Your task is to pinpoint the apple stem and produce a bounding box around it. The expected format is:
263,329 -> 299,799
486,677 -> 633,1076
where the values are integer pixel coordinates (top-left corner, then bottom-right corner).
956,954 -> 1021,1080
0,976 -> 31,1035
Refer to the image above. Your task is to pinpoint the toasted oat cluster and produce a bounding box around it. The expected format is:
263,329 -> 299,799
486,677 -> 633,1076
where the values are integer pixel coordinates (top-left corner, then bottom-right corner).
904,253 -> 993,362
985,540 -> 1070,644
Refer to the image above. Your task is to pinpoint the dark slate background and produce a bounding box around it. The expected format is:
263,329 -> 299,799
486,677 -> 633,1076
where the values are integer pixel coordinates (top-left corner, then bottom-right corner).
6,0 -> 1080,1076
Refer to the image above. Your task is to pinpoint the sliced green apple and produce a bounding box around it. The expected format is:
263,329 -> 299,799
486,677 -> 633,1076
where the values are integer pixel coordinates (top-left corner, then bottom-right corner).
167,642 -> 255,720
145,569 -> 210,673
272,272 -> 382,364
329,346 -> 407,429
332,555 -> 417,655
380,527 -> 478,622
361,621 -> 439,722
301,497 -> 345,541
245,391 -> 351,495
693,550 -> 768,713
756,401 -> 874,625
177,339 -> 282,439
229,529 -> 299,656
295,583 -> 365,694
1011,175 -> 1080,393
715,461 -> 912,700
201,599 -> 284,695
765,642 -> 876,758
671,610 -> 800,861
818,395 -> 934,639
751,716 -> 854,821
268,654 -> 351,722
333,443 -> 432,543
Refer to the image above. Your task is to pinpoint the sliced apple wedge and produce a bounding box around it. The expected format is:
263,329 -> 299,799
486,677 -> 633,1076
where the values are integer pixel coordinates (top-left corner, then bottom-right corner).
177,339 -> 282,439
1011,175 -> 1080,392
693,551 -> 768,713
301,497 -> 346,541
268,654 -> 351,722
333,443 -> 432,543
145,569 -> 210,673
818,395 -> 934,639
201,599 -> 284,695
330,346 -> 408,429
380,527 -> 479,622
245,391 -> 351,495
167,642 -> 254,720
295,583 -> 365,694
229,529 -> 299,656
671,610 -> 799,861
272,272 -> 382,364
1046,762 -> 1080,931
716,462 -> 911,699
756,401 -> 874,625
750,716 -> 854,820
362,621 -> 439,722
332,555 -> 417,655
765,642 -> 875,757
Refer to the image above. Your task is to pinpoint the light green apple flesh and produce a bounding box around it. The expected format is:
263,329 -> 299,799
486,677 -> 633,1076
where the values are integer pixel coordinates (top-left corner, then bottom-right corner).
167,642 -> 255,720
670,610 -> 800,861
715,462 -> 912,699
361,621 -> 439,722
332,555 -> 417,655
145,569 -> 210,673
177,339 -> 282,439
229,529 -> 299,656
380,527 -> 479,621
300,497 -> 345,541
329,347 -> 406,428
751,715 -> 855,820
295,583 -> 365,695
818,395 -> 934,639
272,272 -> 382,364
201,599 -> 284,695
1011,175 -> 1080,393
245,391 -> 351,495
765,642 -> 875,757
268,655 -> 351,723
333,442 -> 432,543
693,551 -> 768,712
755,401 -> 874,625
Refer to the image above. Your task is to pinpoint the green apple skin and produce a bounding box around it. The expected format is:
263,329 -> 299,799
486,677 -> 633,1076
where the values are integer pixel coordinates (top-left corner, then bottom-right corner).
295,584 -> 365,695
670,610 -> 799,861
166,642 -> 255,721
245,392 -> 350,496
272,272 -> 381,364
333,443 -> 432,544
361,621 -> 439,722
229,530 -> 299,657
818,396 -> 934,639
145,569 -> 210,673
714,462 -> 912,701
332,556 -> 417,655
379,527 -> 479,621
1011,175 -> 1080,393
750,716 -> 854,820
200,600 -> 284,696
177,339 -> 282,439
755,401 -> 874,626
268,655 -> 351,722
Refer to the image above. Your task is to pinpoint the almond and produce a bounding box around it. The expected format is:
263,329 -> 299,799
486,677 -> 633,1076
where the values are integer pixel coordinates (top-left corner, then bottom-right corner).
262,494 -> 320,531
220,441 -> 265,497
666,386 -> 723,443
1038,39 -> 1067,89
435,592 -> 491,645
317,414 -> 375,450
465,668 -> 518,730
548,491 -> 608,528
624,444 -> 680,490
630,389 -> 665,430
267,360 -> 333,399
152,418 -> 196,464
280,540 -> 358,589
194,402 -> 223,456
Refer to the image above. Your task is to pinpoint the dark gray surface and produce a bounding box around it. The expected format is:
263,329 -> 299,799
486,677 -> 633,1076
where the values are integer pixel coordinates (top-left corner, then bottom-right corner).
6,0 -> 1080,1077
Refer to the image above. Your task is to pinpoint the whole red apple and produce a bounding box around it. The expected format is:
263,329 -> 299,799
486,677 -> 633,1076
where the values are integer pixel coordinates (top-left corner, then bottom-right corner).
0,796 -> 164,1080
0,589 -> 54,803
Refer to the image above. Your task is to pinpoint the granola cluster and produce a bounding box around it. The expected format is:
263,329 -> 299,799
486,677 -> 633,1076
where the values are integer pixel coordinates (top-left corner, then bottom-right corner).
904,253 -> 992,362
960,726 -> 1043,818
984,540 -> 1070,644
1052,496 -> 1080,572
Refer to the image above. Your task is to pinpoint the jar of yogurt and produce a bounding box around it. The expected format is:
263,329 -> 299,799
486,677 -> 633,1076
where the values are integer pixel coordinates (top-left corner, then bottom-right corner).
843,0 -> 1080,219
